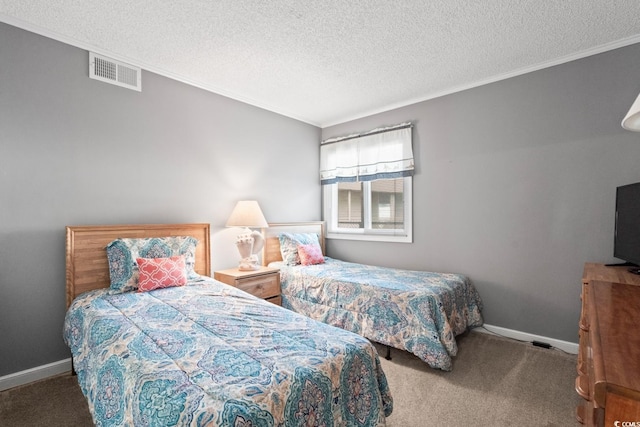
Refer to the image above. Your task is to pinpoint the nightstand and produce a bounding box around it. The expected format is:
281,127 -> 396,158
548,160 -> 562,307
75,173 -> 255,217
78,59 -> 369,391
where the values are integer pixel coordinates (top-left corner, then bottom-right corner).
214,266 -> 281,305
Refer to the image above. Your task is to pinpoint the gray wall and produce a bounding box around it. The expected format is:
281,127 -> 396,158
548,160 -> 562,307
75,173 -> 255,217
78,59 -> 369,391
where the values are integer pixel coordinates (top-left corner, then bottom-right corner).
0,23 -> 321,376
322,43 -> 640,343
3,20 -> 640,378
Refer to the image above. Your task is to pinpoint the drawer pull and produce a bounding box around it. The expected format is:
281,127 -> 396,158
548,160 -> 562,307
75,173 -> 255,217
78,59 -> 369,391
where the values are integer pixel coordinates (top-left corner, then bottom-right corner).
575,405 -> 586,424
579,319 -> 589,331
575,375 -> 590,400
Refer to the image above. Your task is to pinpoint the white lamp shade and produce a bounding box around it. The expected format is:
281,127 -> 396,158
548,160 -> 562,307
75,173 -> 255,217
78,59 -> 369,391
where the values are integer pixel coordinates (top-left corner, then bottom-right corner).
622,93 -> 640,131
225,201 -> 268,228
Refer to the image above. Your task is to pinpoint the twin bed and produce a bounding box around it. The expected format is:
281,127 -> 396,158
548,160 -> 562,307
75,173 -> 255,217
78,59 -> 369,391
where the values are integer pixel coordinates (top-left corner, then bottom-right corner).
64,221 -> 483,426
262,222 -> 484,372
64,223 -> 392,427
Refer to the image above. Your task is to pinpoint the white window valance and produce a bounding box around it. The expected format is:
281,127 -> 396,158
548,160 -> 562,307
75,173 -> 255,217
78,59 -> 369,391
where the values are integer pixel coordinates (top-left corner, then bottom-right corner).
320,122 -> 414,185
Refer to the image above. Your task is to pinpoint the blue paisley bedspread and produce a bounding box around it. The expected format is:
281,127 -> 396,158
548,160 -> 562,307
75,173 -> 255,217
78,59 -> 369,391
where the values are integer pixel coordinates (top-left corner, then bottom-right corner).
274,258 -> 484,371
63,276 -> 393,426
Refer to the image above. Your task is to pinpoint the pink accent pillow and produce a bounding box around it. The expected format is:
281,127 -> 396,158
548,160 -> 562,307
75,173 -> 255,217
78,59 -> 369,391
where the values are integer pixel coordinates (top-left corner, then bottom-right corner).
136,255 -> 187,292
297,243 -> 324,265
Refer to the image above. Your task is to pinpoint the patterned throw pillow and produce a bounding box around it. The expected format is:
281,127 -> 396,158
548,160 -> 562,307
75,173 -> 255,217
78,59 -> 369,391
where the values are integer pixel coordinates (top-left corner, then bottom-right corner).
297,243 -> 325,265
106,236 -> 198,292
278,233 -> 321,265
136,256 -> 187,292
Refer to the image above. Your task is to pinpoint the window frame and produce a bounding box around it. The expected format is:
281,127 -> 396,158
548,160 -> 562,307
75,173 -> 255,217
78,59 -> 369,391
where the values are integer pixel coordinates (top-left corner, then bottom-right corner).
323,176 -> 413,243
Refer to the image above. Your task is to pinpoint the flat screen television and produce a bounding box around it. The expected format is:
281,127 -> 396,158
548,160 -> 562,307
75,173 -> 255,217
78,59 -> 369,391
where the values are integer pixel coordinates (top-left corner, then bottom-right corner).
614,182 -> 640,274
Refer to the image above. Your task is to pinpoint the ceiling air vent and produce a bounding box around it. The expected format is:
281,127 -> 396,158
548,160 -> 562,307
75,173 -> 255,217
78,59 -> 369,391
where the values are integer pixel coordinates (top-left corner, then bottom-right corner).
89,52 -> 141,91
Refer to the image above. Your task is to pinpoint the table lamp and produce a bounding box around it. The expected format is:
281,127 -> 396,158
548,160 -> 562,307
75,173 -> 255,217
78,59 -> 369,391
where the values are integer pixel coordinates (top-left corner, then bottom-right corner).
225,200 -> 268,270
622,92 -> 640,131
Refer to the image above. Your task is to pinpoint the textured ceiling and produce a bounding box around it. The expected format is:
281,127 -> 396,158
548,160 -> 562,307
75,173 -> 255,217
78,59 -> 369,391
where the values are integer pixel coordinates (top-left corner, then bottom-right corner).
2,1 -> 640,127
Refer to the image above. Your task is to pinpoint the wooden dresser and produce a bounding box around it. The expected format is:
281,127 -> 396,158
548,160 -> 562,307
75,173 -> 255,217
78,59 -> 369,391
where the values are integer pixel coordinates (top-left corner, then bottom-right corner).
576,263 -> 640,425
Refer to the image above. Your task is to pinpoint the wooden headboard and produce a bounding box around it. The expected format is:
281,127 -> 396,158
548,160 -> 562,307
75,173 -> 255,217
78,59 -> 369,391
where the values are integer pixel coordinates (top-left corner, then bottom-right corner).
261,222 -> 325,266
65,223 -> 211,308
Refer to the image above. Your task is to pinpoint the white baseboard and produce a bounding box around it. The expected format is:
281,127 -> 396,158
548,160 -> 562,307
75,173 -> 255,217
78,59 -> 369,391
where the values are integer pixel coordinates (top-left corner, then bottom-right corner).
0,358 -> 72,392
474,324 -> 579,354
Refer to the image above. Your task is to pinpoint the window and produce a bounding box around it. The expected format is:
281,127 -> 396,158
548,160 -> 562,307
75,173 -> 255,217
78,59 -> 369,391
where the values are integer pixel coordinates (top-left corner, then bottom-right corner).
337,181 -> 362,228
371,178 -> 404,229
324,177 -> 412,242
320,123 -> 413,243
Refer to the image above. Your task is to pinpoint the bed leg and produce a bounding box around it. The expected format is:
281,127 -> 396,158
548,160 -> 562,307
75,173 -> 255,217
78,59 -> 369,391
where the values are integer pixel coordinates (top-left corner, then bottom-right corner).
385,345 -> 392,360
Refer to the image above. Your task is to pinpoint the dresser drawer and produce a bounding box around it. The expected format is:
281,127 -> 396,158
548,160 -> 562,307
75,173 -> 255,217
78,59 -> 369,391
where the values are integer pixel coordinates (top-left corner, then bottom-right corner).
604,394 -> 640,427
265,295 -> 282,306
235,274 -> 280,299
214,267 -> 281,305
579,283 -> 590,331
576,399 -> 603,427
575,374 -> 590,401
577,328 -> 589,376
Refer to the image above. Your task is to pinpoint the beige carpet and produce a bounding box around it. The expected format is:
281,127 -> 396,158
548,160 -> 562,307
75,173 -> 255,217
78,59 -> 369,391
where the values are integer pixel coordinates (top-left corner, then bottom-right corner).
0,373 -> 93,426
379,331 -> 582,427
0,331 -> 581,426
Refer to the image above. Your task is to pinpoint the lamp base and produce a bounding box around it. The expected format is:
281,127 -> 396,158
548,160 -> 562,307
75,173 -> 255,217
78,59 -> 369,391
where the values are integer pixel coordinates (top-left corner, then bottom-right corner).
234,229 -> 263,271
238,262 -> 261,271
237,254 -> 260,271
